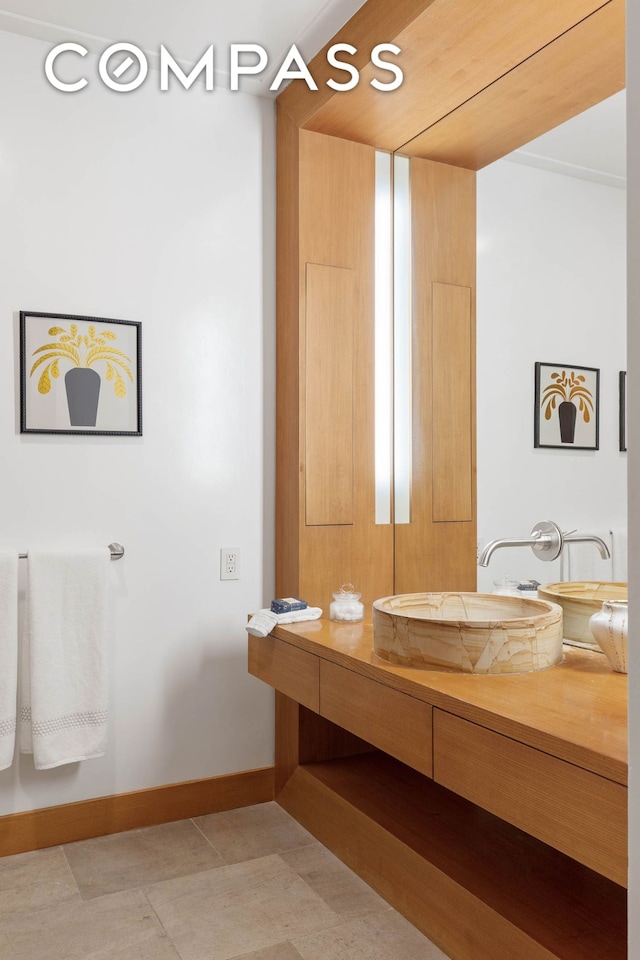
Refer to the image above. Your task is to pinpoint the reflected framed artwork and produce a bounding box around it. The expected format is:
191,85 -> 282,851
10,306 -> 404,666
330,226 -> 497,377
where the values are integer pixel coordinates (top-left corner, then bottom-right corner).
20,311 -> 142,436
619,370 -> 627,453
534,362 -> 599,451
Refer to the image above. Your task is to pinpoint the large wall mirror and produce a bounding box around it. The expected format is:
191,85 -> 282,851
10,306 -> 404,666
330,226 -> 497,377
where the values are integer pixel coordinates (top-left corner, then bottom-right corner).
379,89 -> 627,596
476,91 -> 627,593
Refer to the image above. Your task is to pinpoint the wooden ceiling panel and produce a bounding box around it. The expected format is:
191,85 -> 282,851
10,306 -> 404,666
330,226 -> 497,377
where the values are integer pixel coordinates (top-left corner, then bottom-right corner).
399,0 -> 625,168
277,0 -> 622,153
276,0 -> 437,130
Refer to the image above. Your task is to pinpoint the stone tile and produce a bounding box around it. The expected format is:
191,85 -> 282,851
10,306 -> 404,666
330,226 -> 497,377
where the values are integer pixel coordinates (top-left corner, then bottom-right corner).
194,802 -> 315,864
146,854 -> 341,960
0,889 -> 181,960
281,843 -> 387,922
0,846 -> 80,919
234,945 -> 304,960
64,819 -> 224,899
292,908 -> 451,960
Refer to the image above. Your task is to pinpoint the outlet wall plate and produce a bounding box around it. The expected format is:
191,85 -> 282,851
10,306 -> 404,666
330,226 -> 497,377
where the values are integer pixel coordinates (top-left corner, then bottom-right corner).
220,547 -> 240,580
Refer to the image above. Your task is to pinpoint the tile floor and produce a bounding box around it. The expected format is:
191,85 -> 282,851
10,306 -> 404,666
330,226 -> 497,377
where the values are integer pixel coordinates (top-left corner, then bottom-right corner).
0,801 -> 451,960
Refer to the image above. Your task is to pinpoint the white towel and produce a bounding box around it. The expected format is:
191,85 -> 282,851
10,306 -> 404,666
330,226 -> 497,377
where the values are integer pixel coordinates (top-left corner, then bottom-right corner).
19,548 -> 110,770
610,528 -> 628,582
559,530 -> 613,581
0,551 -> 19,771
246,607 -> 323,638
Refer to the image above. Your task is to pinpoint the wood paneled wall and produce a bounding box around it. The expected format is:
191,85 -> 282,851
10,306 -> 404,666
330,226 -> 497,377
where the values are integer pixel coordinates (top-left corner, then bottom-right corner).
276,109 -> 394,613
394,157 -> 477,594
277,116 -> 477,607
304,263 -> 356,526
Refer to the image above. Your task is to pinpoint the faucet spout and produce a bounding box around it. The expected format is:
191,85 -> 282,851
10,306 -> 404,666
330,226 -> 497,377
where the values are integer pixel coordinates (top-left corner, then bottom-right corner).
478,536 -> 541,567
477,520 -> 563,567
562,533 -> 611,560
477,520 -> 612,568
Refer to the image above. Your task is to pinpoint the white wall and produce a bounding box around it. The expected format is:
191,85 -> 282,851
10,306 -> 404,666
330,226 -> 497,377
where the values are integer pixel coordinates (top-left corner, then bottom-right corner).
476,159 -> 626,593
0,30 -> 276,814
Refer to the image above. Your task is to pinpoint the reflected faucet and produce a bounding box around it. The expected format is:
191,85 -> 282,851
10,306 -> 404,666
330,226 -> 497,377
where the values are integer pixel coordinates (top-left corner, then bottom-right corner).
478,520 -> 611,567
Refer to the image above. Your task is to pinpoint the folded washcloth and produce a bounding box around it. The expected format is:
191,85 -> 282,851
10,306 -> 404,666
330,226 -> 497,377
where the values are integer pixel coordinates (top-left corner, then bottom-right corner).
20,548 -> 111,770
246,606 -> 323,638
0,550 -> 19,771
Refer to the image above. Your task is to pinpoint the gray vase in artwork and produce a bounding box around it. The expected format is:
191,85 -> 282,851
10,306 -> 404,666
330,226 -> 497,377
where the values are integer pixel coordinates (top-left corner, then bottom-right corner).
65,368 -> 101,426
558,400 -> 577,443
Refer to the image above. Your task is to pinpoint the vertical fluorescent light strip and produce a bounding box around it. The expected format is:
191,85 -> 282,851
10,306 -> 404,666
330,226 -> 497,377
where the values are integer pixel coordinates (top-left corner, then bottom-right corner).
393,155 -> 412,524
374,151 -> 393,524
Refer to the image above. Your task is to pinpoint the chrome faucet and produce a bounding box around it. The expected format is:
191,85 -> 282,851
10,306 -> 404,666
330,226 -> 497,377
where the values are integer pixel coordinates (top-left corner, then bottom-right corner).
477,520 -> 611,567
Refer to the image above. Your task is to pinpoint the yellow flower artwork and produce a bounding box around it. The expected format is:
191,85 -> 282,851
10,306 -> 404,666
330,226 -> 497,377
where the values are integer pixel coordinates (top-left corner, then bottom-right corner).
20,311 -> 142,436
534,362 -> 599,450
30,323 -> 133,398
541,369 -> 594,424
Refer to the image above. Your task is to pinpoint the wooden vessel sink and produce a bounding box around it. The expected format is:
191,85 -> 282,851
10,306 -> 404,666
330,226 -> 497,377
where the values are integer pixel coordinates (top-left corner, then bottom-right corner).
372,592 -> 563,674
537,581 -> 628,648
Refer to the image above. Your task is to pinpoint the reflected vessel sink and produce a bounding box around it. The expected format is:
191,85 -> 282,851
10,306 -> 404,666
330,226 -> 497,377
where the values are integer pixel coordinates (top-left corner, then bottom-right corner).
372,592 -> 563,674
537,581 -> 627,648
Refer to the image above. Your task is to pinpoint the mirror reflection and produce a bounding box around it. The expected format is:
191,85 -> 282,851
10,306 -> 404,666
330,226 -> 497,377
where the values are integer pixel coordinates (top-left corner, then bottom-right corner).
380,93 -> 626,614
475,91 -> 627,597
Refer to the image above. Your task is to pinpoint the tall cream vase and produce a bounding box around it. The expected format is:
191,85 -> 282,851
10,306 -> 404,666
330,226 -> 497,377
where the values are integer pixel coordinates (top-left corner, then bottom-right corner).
589,600 -> 628,673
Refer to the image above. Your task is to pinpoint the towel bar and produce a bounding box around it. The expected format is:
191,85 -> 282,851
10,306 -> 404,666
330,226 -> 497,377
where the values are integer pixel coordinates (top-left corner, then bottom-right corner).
18,542 -> 125,561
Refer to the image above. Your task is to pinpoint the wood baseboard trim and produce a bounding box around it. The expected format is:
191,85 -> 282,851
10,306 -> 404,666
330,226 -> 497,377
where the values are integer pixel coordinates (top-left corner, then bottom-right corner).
0,765 -> 274,858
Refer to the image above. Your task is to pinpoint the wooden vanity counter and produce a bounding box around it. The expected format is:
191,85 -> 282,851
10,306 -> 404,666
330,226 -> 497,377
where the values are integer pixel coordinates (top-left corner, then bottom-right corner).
249,618 -> 628,960
268,617 -> 627,784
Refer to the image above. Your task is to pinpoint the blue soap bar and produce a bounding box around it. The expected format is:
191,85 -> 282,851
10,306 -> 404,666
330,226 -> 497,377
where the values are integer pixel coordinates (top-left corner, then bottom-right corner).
271,597 -> 307,614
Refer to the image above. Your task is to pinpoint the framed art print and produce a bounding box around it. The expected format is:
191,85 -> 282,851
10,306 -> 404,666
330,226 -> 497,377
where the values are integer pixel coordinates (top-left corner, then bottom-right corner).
620,370 -> 627,453
534,362 -> 599,450
20,311 -> 142,436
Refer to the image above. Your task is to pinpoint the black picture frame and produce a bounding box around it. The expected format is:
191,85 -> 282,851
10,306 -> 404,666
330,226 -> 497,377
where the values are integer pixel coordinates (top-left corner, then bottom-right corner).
20,311 -> 142,436
534,362 -> 599,450
619,370 -> 627,453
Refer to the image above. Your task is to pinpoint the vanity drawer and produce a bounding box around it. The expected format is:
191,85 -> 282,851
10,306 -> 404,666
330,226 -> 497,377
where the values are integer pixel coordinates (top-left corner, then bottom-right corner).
433,710 -> 627,886
248,634 -> 319,712
320,661 -> 433,777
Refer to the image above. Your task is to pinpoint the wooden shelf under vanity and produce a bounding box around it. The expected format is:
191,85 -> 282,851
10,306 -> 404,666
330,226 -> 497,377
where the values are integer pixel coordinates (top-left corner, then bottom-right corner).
248,619 -> 628,960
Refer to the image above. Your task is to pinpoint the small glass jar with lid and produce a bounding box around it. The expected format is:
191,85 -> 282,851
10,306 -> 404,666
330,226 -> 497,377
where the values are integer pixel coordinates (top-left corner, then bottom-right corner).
329,583 -> 364,622
492,576 -> 520,597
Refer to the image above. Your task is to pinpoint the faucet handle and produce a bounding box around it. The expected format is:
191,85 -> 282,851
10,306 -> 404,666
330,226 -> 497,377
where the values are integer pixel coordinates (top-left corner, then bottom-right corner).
530,520 -> 564,561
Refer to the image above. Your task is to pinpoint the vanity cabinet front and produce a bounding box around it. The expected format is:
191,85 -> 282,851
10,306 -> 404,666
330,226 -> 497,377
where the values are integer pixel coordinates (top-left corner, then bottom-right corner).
248,634 -> 319,712
248,624 -> 627,960
319,660 -> 433,777
433,709 -> 627,886
249,634 -> 433,778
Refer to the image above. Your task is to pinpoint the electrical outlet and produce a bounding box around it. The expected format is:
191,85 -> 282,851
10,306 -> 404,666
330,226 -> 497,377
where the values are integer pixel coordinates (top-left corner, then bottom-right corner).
220,547 -> 240,580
